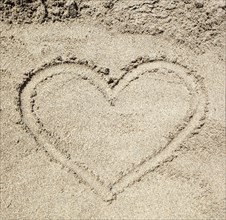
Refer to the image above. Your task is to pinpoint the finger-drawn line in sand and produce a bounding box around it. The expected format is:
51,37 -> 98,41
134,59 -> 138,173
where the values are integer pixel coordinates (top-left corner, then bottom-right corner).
16,55 -> 208,202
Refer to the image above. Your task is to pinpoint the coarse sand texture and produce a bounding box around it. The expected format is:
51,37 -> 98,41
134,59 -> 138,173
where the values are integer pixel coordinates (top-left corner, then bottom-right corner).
0,0 -> 225,219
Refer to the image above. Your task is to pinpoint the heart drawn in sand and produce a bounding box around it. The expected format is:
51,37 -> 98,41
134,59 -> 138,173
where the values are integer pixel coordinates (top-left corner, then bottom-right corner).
18,56 -> 207,202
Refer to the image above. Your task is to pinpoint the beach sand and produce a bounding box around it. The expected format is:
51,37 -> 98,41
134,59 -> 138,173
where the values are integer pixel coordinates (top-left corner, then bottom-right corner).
0,0 -> 225,219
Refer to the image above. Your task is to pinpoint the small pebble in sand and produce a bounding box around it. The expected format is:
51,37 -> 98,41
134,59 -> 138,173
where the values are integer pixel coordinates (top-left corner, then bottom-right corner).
65,0 -> 78,18
98,67 -> 110,75
108,77 -> 114,84
195,0 -> 204,8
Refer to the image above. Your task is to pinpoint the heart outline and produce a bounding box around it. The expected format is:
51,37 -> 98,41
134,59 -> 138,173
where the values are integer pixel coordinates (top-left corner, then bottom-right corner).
17,55 -> 208,202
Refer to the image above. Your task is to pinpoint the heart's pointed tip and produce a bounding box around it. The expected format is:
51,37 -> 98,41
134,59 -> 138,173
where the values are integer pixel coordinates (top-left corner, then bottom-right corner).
103,192 -> 117,203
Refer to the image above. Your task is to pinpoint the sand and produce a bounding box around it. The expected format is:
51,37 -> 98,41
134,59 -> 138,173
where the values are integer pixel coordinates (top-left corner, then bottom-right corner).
0,0 -> 225,219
